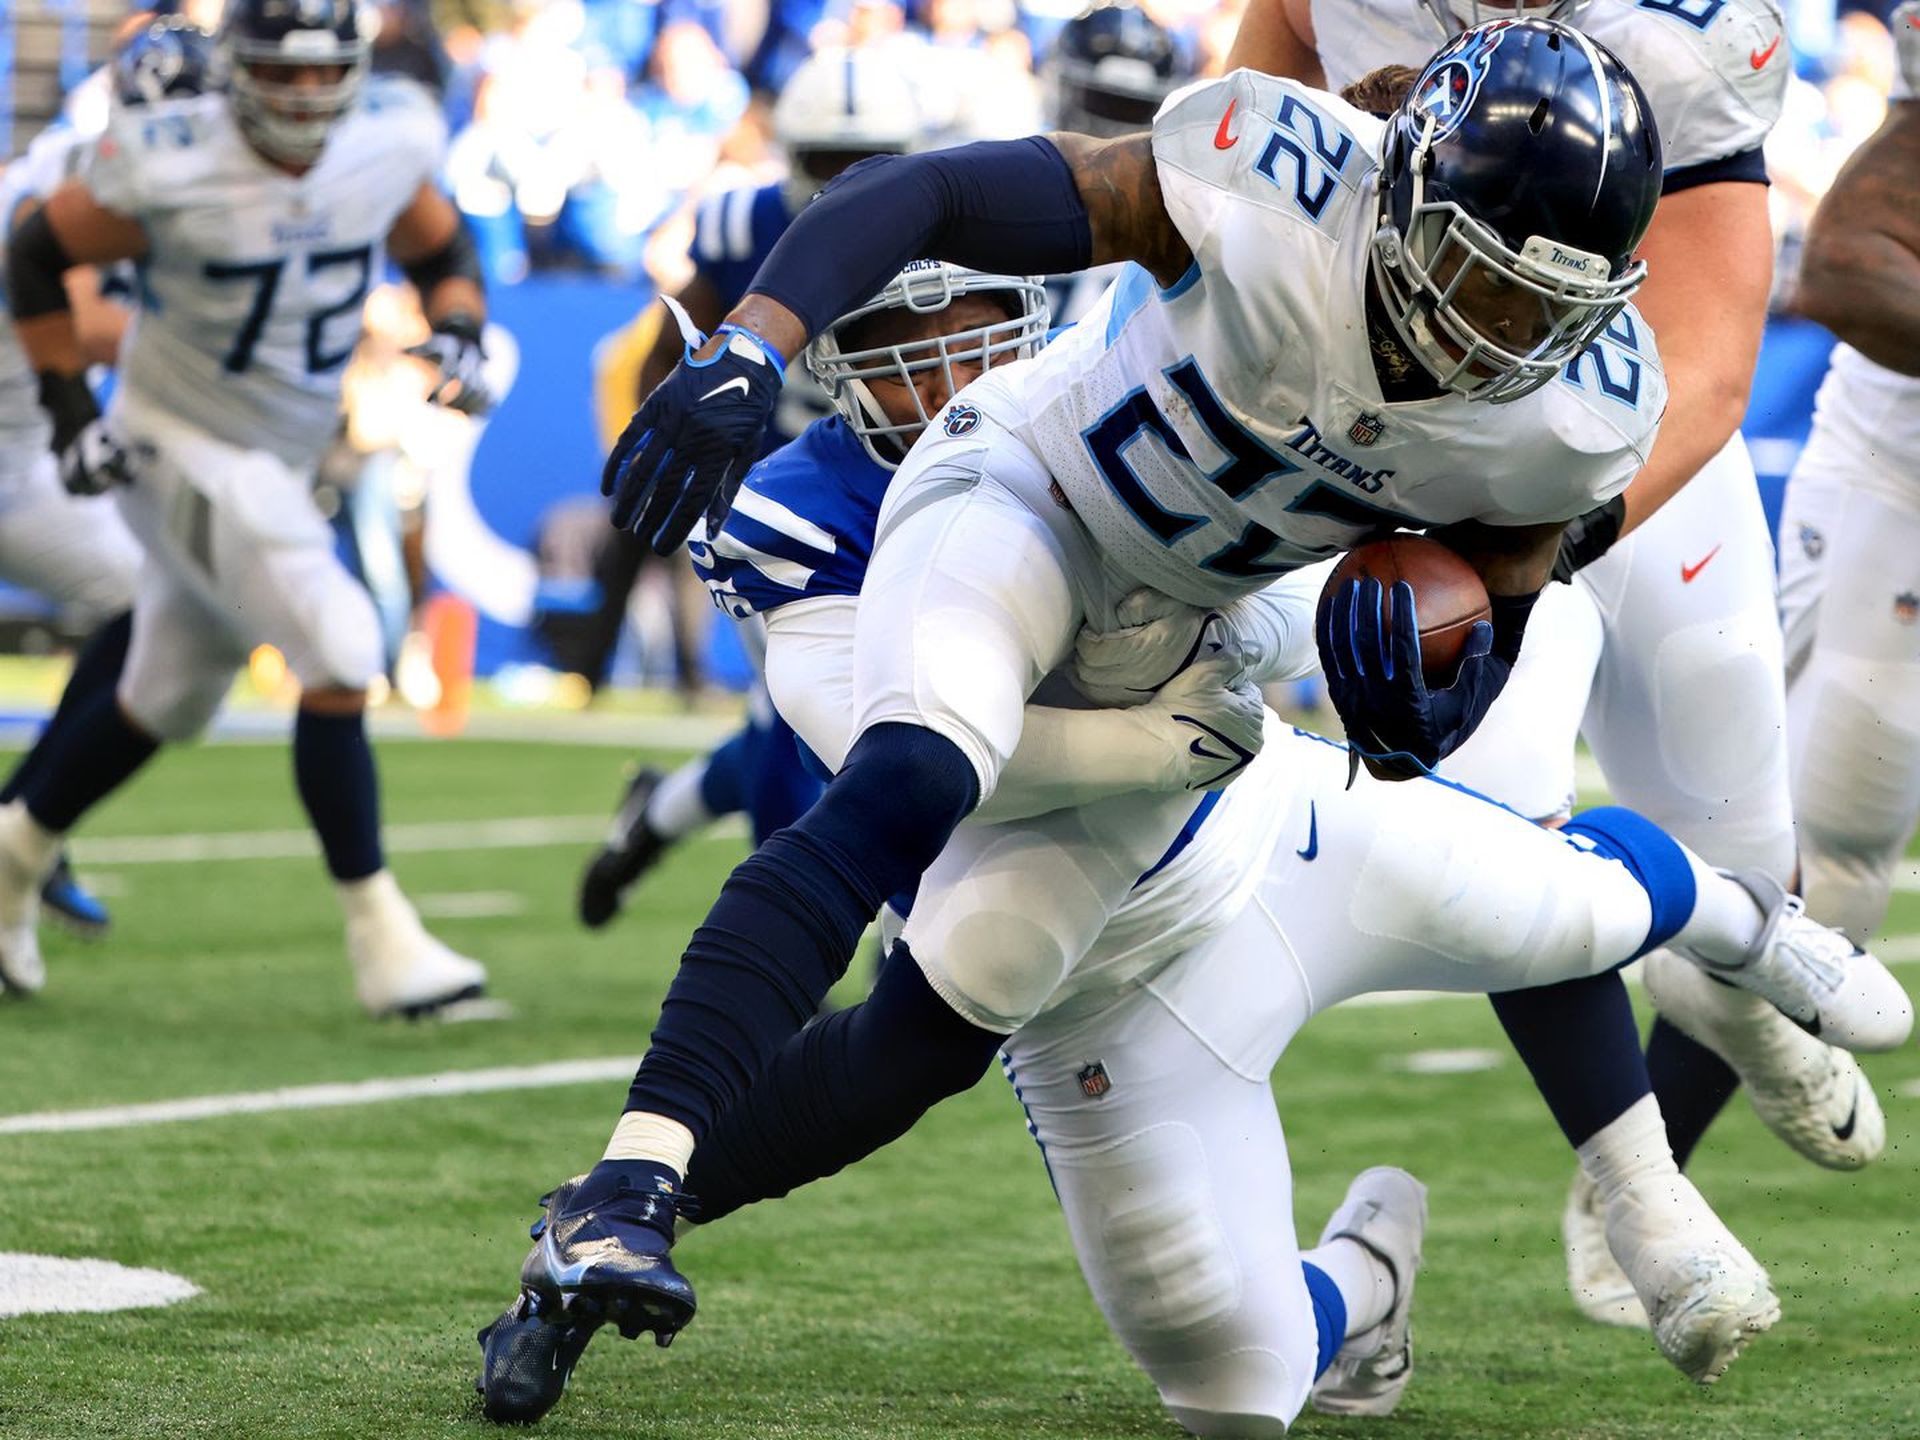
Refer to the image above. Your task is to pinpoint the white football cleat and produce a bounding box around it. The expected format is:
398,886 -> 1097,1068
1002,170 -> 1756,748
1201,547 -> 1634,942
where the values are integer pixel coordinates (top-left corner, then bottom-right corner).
1679,870 -> 1913,1053
1602,1170 -> 1779,1386
344,871 -> 487,1018
1563,1170 -> 1647,1329
1309,1166 -> 1427,1418
0,800 -> 60,996
1644,949 -> 1886,1170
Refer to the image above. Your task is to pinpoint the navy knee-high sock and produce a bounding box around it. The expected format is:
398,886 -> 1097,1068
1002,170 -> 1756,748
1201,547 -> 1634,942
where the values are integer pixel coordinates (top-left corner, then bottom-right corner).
2,611 -> 133,806
626,723 -> 979,1142
1646,1015 -> 1740,1168
20,693 -> 159,833
685,942 -> 1004,1221
1491,972 -> 1652,1150
293,708 -> 384,881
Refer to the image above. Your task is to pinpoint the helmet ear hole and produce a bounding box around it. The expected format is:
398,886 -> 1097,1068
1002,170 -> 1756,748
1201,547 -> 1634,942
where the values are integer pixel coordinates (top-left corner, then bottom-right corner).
1527,98 -> 1550,133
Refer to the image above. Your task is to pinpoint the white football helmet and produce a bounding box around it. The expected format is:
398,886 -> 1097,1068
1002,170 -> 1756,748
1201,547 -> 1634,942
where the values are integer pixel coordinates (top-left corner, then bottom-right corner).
808,261 -> 1049,469
773,46 -> 921,212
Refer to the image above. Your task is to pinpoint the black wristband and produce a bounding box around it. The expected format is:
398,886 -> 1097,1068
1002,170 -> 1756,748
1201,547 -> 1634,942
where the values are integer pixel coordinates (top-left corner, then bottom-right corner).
747,137 -> 1094,340
1551,494 -> 1627,583
1489,589 -> 1538,666
430,309 -> 485,346
400,219 -> 483,301
7,206 -> 79,321
36,370 -> 97,455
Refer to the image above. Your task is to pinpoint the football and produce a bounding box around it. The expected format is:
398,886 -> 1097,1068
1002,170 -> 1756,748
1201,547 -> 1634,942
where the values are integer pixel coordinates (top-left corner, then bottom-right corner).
1327,535 -> 1492,684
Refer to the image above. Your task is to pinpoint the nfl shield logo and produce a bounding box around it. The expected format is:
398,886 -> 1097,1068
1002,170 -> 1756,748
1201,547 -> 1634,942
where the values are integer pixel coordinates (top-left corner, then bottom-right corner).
943,403 -> 981,437
1895,592 -> 1919,626
1076,1061 -> 1112,1099
1348,413 -> 1384,447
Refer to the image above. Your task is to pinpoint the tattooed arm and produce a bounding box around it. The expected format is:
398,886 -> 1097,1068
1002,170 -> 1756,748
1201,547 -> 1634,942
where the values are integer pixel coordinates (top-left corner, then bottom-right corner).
711,132 -> 1191,365
1794,99 -> 1920,376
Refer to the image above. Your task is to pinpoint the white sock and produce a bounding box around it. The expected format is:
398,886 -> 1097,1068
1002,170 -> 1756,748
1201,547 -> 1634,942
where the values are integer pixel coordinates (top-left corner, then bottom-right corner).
644,759 -> 715,841
1673,862 -> 1768,965
2,799 -> 63,878
336,868 -> 407,928
1575,1093 -> 1678,1206
1302,1236 -> 1395,1340
603,1110 -> 695,1175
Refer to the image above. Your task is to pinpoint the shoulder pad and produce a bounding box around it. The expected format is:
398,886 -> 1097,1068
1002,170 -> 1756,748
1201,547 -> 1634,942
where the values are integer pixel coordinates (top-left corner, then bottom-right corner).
355,74 -> 449,161
87,94 -> 225,213
1590,0 -> 1786,169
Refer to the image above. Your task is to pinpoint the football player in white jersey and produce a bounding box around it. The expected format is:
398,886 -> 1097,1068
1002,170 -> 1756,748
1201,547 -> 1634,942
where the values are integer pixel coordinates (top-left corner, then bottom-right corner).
1775,2 -> 1920,946
1226,0 -> 1883,1332
0,0 -> 493,1017
0,20 -> 215,949
499,17 -> 1909,1364
476,258 -> 1906,1426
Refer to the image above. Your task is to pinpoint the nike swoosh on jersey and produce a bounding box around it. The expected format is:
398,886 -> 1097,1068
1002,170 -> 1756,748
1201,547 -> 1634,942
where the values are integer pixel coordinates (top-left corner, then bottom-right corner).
1681,544 -> 1723,583
1750,35 -> 1782,68
1296,801 -> 1318,861
1213,99 -> 1240,150
700,376 -> 752,402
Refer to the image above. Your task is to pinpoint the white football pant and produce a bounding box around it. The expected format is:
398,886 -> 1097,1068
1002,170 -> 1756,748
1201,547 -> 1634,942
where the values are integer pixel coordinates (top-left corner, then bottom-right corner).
109,388 -> 383,740
1440,435 -> 1796,882
1002,733 -> 1660,1437
0,451 -> 139,628
1777,411 -> 1920,943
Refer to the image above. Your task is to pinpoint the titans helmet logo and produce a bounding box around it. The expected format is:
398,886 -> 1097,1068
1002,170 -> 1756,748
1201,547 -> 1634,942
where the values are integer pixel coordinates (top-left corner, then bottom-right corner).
1411,20 -> 1511,140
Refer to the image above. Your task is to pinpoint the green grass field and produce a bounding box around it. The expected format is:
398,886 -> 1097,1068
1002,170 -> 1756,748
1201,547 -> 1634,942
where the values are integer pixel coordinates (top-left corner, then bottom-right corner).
0,733 -> 1914,1440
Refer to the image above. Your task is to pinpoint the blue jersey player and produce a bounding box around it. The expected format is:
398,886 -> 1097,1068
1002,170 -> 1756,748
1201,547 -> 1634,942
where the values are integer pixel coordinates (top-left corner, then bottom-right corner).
575,45 -> 924,926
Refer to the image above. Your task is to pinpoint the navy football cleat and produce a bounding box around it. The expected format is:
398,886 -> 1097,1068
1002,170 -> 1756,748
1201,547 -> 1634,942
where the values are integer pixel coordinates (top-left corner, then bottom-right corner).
519,1165 -> 697,1345
475,1289 -> 598,1425
578,768 -> 671,930
40,852 -> 109,937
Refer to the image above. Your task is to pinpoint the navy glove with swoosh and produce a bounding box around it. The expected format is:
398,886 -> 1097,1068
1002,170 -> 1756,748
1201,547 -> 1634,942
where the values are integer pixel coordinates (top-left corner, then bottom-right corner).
1316,577 -> 1510,782
602,300 -> 786,553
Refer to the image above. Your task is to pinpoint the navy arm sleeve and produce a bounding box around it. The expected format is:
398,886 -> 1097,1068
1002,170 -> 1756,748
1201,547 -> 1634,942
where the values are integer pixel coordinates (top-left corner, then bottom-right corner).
747,137 -> 1094,339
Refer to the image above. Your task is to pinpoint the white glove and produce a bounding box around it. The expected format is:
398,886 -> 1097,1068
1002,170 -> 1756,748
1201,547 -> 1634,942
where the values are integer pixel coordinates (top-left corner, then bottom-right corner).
1133,657 -> 1266,792
61,418 -> 134,495
406,315 -> 492,416
1073,588 -> 1222,706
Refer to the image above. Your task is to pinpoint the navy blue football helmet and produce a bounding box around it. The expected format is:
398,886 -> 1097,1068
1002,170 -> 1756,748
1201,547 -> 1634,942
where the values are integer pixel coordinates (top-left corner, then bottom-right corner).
114,18 -> 217,108
217,0 -> 367,166
1044,3 -> 1190,138
1372,18 -> 1663,402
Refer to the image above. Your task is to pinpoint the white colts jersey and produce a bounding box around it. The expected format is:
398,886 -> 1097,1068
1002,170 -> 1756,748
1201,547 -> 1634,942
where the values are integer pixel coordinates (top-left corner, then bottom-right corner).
1311,0 -> 1787,175
968,71 -> 1664,609
85,77 -> 446,469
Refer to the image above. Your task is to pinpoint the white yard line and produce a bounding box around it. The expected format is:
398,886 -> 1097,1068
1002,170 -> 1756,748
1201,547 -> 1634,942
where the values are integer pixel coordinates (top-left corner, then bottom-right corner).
70,813 -> 747,865
0,1057 -> 641,1136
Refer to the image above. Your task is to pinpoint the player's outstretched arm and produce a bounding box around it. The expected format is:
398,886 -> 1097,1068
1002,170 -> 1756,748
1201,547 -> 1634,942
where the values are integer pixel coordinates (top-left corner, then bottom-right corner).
389,183 -> 492,415
8,179 -> 145,493
602,133 -> 1194,555
1794,97 -> 1920,376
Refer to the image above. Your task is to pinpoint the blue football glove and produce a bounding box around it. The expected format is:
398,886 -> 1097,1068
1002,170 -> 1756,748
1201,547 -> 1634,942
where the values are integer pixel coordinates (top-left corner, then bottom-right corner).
601,300 -> 786,554
1315,577 -> 1511,781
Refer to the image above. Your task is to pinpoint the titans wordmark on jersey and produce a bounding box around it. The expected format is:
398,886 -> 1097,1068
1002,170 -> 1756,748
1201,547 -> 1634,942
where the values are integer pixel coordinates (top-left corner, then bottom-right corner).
1310,0 -> 1787,177
965,71 -> 1665,609
85,75 -> 446,469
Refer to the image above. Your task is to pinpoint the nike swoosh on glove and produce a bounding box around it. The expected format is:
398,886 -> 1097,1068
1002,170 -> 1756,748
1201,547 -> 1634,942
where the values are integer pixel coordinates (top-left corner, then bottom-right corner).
602,299 -> 785,555
39,370 -> 131,495
406,312 -> 492,416
1146,657 -> 1266,791
1073,588 -> 1223,706
1315,576 -> 1511,781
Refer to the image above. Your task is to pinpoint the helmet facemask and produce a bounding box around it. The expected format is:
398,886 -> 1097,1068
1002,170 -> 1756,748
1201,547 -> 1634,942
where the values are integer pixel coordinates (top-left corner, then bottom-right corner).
808,265 -> 1049,469
1371,115 -> 1646,404
224,27 -> 366,167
